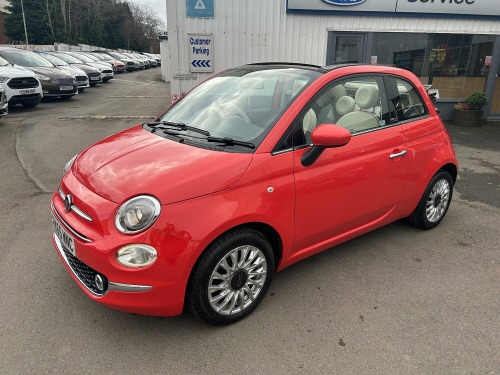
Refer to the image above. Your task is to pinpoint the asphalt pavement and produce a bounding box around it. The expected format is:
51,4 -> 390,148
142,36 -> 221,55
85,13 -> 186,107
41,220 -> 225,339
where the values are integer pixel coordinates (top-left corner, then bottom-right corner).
0,69 -> 499,374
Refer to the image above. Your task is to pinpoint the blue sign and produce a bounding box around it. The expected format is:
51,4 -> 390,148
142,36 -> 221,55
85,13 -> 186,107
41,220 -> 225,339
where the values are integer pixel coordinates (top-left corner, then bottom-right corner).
186,0 -> 214,18
191,60 -> 211,68
323,0 -> 366,5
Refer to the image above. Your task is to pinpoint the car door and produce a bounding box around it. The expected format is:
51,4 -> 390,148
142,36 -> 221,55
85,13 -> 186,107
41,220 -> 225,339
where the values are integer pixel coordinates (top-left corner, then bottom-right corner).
285,74 -> 410,252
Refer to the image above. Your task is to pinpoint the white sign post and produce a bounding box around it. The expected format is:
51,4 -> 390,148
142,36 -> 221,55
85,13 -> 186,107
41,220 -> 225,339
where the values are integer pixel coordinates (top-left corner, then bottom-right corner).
188,33 -> 214,73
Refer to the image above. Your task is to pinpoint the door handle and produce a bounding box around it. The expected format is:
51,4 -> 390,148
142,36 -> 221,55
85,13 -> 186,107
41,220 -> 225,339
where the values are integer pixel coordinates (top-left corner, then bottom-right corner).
389,150 -> 407,159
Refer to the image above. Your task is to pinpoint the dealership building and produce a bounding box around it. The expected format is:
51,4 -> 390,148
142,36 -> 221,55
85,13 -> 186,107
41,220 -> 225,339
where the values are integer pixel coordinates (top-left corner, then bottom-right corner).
161,0 -> 500,121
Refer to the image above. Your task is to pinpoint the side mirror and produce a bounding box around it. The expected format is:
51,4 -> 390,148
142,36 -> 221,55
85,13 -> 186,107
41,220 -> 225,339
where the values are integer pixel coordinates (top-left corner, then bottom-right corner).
301,124 -> 351,167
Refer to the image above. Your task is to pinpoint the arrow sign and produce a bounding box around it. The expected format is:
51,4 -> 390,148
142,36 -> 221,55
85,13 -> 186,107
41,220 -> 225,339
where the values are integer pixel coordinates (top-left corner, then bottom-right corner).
191,60 -> 211,68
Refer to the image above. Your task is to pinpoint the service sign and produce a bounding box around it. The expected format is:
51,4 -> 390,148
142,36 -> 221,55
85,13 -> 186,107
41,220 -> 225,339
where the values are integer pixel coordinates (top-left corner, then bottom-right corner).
188,33 -> 214,73
287,0 -> 500,18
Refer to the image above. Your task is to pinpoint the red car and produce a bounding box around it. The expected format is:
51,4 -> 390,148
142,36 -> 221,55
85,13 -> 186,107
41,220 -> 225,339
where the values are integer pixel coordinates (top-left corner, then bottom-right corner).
51,63 -> 458,325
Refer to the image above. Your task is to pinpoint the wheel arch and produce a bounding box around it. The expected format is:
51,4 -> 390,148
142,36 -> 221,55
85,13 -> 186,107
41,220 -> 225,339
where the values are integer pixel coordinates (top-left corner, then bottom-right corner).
440,162 -> 458,184
184,221 -> 283,307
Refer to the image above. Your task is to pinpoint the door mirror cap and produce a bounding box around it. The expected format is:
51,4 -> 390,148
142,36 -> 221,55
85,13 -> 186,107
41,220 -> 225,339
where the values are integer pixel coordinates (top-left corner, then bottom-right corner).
301,125 -> 352,167
311,124 -> 351,148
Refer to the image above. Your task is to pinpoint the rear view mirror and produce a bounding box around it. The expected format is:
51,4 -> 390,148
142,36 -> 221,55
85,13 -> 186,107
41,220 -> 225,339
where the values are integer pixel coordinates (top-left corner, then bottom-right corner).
301,124 -> 351,167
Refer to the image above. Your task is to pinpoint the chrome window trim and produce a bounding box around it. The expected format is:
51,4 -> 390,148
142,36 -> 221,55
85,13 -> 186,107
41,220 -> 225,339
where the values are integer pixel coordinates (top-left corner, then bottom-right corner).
58,188 -> 93,222
52,205 -> 92,243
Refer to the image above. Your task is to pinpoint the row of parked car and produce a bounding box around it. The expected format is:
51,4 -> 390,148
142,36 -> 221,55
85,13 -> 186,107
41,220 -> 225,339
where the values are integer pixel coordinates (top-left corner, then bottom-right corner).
0,47 -> 161,117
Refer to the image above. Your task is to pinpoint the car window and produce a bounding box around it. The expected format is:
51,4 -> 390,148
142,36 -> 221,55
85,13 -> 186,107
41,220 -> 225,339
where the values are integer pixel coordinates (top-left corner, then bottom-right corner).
158,67 -> 322,148
387,77 -> 428,122
1,51 -> 54,68
278,75 -> 391,150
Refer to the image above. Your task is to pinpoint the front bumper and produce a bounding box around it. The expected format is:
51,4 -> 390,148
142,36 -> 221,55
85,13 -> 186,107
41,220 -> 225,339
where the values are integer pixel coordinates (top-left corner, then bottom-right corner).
42,82 -> 78,96
50,173 -> 200,316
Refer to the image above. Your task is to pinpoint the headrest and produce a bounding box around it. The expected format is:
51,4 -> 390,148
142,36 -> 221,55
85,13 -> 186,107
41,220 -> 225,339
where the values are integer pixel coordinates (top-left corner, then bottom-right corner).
331,84 -> 347,101
336,96 -> 356,116
302,109 -> 317,134
355,85 -> 379,109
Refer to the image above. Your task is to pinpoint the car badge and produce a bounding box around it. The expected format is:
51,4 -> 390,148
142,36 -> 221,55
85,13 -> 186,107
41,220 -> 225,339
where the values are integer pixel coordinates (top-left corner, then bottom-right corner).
64,194 -> 73,213
323,0 -> 366,5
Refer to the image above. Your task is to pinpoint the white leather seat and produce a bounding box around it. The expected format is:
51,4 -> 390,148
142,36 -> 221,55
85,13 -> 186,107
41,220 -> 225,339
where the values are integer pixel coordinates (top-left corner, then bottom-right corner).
337,111 -> 379,133
336,96 -> 356,117
302,109 -> 317,136
355,84 -> 379,110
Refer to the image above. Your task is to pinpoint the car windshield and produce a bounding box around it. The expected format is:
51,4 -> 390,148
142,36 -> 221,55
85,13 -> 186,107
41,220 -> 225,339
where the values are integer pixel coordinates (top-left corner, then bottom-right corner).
1,51 -> 53,67
0,56 -> 10,66
109,52 -> 127,59
40,53 -> 67,66
89,53 -> 106,61
53,53 -> 82,64
157,67 -> 322,148
69,53 -> 93,63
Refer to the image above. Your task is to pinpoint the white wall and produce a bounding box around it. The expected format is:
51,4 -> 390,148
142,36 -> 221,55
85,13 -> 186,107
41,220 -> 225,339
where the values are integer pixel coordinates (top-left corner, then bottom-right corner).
165,0 -> 500,100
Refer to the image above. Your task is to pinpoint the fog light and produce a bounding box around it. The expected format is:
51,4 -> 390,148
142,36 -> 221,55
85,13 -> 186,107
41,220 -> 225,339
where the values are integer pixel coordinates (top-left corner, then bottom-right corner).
94,274 -> 108,291
116,244 -> 157,268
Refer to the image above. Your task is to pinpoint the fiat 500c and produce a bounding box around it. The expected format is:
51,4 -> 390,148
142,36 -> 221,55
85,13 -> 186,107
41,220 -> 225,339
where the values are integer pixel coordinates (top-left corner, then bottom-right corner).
51,63 -> 457,325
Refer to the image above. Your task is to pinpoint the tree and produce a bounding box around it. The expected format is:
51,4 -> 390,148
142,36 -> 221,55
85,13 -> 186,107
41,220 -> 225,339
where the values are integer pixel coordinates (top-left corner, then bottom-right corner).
4,0 -> 164,51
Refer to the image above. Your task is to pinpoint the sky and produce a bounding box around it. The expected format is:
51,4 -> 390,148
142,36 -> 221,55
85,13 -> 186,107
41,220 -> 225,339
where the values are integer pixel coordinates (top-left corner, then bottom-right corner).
131,0 -> 168,30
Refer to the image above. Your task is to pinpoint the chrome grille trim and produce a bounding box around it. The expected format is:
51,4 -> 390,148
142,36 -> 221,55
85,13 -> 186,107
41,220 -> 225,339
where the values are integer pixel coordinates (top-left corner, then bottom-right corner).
54,234 -> 152,295
53,233 -> 105,296
52,205 -> 92,243
58,188 -> 93,222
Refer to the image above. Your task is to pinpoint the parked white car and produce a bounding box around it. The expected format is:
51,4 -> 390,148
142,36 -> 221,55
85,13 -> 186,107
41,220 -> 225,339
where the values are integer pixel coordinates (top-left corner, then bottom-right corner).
0,86 -> 7,117
0,55 -> 43,108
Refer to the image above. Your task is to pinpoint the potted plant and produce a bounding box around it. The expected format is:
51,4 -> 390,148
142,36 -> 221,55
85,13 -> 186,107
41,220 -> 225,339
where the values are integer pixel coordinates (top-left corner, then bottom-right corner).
452,92 -> 488,127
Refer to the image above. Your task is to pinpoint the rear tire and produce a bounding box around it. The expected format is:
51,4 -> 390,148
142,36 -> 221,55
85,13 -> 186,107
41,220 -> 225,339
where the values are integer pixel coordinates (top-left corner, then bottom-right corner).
187,228 -> 275,325
407,170 -> 453,230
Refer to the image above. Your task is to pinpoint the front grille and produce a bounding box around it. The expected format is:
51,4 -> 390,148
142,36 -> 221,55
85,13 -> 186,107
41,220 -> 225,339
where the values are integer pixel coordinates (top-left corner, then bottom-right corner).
88,72 -> 100,78
7,77 -> 40,89
62,246 -> 107,295
102,69 -> 112,74
75,75 -> 87,82
126,61 -> 134,66
52,78 -> 75,85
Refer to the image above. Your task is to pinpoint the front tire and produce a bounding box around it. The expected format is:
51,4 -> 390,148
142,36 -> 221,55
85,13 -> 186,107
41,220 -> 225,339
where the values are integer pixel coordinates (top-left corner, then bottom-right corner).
187,228 -> 275,325
407,170 -> 453,229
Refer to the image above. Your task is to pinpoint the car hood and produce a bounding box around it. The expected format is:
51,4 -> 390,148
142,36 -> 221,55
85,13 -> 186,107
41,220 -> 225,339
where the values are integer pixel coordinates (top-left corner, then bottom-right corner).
73,126 -> 253,205
0,65 -> 36,78
58,65 -> 86,76
21,66 -> 73,78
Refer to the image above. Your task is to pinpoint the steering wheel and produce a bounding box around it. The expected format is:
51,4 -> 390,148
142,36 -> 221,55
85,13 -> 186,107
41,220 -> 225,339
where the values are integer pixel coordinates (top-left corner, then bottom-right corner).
207,103 -> 251,124
403,104 -> 424,119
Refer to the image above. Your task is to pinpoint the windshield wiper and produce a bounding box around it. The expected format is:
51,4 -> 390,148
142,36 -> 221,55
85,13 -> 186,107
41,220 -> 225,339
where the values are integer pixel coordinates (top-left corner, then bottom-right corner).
146,121 -> 210,136
206,136 -> 255,149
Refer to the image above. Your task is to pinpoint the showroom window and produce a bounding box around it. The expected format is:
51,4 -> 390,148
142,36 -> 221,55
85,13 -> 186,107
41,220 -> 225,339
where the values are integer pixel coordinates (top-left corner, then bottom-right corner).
372,33 -> 495,99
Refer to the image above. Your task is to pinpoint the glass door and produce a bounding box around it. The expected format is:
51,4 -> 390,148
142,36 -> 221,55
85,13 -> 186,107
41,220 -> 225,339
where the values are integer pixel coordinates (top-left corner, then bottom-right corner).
327,33 -> 367,65
491,62 -> 500,114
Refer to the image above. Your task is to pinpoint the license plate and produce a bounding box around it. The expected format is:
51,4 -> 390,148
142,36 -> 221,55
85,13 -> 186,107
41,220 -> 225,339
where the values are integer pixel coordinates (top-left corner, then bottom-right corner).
52,213 -> 75,256
19,89 -> 35,95
90,76 -> 100,81
60,86 -> 73,91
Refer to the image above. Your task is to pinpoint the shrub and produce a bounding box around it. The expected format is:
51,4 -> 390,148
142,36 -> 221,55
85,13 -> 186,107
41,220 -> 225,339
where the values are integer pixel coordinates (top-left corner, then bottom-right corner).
466,92 -> 487,111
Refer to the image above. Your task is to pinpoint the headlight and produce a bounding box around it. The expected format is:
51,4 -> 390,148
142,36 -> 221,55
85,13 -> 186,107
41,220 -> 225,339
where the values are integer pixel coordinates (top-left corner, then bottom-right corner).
0,76 -> 8,83
115,195 -> 161,234
35,74 -> 51,81
116,244 -> 157,268
63,154 -> 77,174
